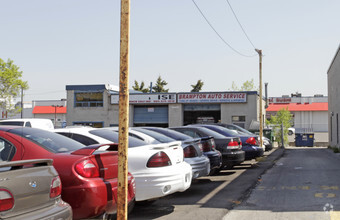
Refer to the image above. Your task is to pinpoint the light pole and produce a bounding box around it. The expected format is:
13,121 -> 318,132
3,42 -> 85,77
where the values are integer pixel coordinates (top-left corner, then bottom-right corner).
255,49 -> 263,149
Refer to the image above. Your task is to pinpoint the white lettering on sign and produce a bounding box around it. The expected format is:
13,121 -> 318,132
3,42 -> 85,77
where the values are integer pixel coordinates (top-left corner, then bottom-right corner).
178,92 -> 247,103
111,93 -> 176,104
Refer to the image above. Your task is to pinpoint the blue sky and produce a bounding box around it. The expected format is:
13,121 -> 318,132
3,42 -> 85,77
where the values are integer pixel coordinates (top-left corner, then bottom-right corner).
0,0 -> 339,102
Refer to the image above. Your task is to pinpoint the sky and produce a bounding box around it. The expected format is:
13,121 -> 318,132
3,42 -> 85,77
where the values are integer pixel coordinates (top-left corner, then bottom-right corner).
0,0 -> 339,103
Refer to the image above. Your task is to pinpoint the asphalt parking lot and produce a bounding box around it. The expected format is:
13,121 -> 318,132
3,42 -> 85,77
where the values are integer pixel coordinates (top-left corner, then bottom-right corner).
128,147 -> 284,220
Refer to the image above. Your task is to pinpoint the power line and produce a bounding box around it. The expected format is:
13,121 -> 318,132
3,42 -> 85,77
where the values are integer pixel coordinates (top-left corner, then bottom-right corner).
191,0 -> 256,57
225,0 -> 256,49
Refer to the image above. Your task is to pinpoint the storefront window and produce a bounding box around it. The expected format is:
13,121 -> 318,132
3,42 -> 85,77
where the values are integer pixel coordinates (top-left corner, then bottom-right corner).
75,92 -> 103,107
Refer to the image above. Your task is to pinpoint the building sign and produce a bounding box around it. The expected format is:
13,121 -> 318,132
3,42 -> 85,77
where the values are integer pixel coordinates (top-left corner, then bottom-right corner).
178,92 -> 247,103
269,97 -> 292,103
111,93 -> 177,104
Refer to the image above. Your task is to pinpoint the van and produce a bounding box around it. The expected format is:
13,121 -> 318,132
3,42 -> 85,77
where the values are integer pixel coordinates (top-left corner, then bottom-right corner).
0,118 -> 54,130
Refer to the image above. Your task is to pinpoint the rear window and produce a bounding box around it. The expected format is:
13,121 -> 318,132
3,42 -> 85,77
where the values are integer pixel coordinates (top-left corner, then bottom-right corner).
9,127 -> 86,153
132,128 -> 176,143
90,129 -> 148,147
193,126 -> 229,139
146,128 -> 192,141
0,121 -> 25,126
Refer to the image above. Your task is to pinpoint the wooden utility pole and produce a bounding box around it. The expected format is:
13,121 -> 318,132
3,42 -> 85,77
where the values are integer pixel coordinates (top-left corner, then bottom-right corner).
117,0 -> 130,219
255,49 -> 263,149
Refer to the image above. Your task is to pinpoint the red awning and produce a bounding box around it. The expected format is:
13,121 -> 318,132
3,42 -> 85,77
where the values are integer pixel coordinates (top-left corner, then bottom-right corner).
266,102 -> 328,112
32,106 -> 67,114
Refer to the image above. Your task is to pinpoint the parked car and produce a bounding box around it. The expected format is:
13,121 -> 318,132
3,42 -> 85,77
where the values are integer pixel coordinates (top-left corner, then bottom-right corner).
0,126 -> 135,220
128,127 -> 211,179
0,159 -> 72,219
215,123 -> 273,151
141,127 -> 222,175
53,126 -> 192,202
193,124 -> 264,160
170,126 -> 245,169
0,118 -> 54,130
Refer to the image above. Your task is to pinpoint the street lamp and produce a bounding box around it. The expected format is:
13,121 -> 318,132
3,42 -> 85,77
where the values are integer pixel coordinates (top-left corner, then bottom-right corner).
51,105 -> 63,127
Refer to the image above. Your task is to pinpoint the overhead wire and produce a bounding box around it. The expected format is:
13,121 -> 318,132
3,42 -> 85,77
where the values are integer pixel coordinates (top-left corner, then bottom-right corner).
191,0 -> 257,57
225,0 -> 256,49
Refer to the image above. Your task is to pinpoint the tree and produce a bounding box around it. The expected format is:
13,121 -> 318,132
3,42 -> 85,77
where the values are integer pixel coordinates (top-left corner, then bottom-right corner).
267,107 -> 293,147
152,76 -> 169,93
0,58 -> 28,115
229,79 -> 257,91
191,80 -> 204,92
132,80 -> 149,93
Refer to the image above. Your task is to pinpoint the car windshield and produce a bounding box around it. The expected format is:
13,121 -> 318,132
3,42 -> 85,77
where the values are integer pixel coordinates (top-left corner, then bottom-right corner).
90,129 -> 148,147
133,128 -> 176,143
9,127 -> 86,153
146,128 -> 192,141
225,124 -> 253,135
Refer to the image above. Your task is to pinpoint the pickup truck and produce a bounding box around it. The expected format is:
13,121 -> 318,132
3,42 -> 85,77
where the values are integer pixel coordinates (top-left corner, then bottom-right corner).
0,159 -> 72,219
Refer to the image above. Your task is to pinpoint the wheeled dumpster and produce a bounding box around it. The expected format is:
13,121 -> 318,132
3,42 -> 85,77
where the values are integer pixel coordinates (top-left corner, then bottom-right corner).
295,133 -> 314,147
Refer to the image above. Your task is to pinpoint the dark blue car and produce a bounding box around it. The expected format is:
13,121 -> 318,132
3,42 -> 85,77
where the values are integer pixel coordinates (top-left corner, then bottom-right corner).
192,124 -> 264,160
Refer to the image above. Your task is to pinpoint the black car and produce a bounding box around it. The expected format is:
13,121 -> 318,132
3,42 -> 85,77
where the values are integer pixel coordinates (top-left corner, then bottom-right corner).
192,124 -> 264,160
215,123 -> 273,151
170,126 -> 245,169
142,127 -> 222,174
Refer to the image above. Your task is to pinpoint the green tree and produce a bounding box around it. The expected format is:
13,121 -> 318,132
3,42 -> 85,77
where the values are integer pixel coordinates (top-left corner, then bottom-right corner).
132,80 -> 149,93
190,79 -> 204,92
152,76 -> 169,93
267,107 -> 293,147
229,79 -> 257,91
0,58 -> 28,115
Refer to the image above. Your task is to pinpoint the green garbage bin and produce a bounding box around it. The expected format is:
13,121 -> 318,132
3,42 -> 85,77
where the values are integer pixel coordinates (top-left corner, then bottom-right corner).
263,128 -> 274,142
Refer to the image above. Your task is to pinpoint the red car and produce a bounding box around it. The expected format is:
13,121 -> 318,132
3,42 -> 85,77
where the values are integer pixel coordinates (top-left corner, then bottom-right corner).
0,126 -> 135,219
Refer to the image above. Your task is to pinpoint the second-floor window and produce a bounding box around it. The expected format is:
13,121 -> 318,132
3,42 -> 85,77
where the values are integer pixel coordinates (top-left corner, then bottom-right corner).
75,92 -> 103,107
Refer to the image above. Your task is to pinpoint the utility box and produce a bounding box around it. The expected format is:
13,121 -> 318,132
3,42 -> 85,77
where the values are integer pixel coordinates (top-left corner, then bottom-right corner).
295,133 -> 314,147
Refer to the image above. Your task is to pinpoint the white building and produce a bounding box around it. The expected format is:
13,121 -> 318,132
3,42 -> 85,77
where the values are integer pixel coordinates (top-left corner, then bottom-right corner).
328,44 -> 340,148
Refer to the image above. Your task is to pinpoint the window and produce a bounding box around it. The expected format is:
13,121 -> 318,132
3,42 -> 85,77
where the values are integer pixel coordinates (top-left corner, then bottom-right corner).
0,138 -> 16,161
73,122 -> 104,128
75,92 -> 103,107
232,116 -> 246,128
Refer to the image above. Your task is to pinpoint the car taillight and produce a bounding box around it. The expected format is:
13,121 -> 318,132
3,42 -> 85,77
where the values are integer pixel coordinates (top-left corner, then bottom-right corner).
210,139 -> 216,149
184,145 -> 198,158
75,160 -> 100,178
201,141 -> 211,152
50,176 -> 62,198
147,152 -> 172,167
246,137 -> 258,146
0,189 -> 14,211
228,139 -> 240,149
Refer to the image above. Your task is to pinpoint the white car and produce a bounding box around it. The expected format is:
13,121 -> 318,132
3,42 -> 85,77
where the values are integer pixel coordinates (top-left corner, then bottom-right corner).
53,127 -> 192,201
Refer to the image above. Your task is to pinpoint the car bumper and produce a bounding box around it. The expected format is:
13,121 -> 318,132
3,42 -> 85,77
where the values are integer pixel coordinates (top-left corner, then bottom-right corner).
243,146 -> 264,160
204,150 -> 222,170
3,199 -> 72,220
62,178 -> 134,219
132,161 -> 192,201
222,150 -> 245,167
185,155 -> 210,179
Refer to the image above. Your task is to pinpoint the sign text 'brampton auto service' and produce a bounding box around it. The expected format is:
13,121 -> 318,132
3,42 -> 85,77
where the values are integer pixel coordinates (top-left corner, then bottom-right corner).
178,92 -> 247,103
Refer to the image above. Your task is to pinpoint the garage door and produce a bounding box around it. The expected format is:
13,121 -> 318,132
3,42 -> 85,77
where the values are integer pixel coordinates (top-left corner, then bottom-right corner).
134,106 -> 168,126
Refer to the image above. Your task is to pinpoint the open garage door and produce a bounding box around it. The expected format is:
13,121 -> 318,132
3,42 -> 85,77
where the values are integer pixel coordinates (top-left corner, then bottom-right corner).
133,106 -> 168,127
183,104 -> 221,125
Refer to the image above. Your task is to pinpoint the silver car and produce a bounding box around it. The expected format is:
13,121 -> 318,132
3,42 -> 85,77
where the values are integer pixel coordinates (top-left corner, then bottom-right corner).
131,127 -> 210,179
0,159 -> 72,220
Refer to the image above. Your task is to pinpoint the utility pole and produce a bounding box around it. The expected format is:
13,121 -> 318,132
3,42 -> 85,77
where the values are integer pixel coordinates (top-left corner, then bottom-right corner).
21,86 -> 23,118
255,49 -> 263,149
117,0 -> 130,219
